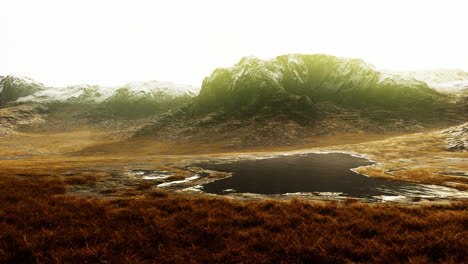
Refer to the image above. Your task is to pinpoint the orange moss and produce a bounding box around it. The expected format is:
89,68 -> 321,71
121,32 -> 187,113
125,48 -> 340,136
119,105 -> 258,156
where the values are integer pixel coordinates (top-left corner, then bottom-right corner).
355,167 -> 391,179
165,175 -> 186,181
208,172 -> 230,179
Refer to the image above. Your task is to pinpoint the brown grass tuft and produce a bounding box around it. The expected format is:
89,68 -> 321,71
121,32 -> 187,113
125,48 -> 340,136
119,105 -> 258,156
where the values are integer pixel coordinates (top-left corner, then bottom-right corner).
146,189 -> 170,198
64,175 -> 97,185
134,181 -> 156,191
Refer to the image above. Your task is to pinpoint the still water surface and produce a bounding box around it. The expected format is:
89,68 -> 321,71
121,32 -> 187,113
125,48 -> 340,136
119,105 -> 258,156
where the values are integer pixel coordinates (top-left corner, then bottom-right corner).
197,153 -> 464,199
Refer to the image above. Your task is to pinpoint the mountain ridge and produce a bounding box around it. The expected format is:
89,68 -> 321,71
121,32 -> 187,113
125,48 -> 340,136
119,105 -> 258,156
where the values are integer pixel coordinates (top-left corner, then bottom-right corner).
1,54 -> 466,146
191,54 -> 447,116
135,54 -> 466,146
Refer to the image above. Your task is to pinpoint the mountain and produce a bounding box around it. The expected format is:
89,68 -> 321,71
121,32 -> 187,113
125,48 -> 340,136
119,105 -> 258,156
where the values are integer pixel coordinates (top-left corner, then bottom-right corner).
1,54 -> 465,146
15,84 -> 110,103
387,69 -> 468,92
15,81 -> 199,104
6,80 -> 199,118
389,69 -> 468,85
192,54 -> 449,118
136,54 -> 465,146
0,75 -> 45,106
430,80 -> 468,91
98,81 -> 198,117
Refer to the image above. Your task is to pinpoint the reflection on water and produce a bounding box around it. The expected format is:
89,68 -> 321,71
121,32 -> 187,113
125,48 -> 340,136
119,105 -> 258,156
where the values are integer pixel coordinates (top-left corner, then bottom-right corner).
197,153 -> 466,200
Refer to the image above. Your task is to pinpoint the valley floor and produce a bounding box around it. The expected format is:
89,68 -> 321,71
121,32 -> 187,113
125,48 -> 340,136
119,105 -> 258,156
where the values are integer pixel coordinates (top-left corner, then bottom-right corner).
0,122 -> 466,198
0,122 -> 467,263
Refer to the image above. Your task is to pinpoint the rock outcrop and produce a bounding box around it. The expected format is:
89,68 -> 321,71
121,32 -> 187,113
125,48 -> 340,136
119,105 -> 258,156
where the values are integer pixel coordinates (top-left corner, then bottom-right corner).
440,123 -> 468,152
0,104 -> 47,137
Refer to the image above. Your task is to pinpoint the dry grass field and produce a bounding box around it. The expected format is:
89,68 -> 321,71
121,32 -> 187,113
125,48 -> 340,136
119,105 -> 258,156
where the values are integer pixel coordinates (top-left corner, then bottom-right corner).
0,175 -> 467,264
0,125 -> 466,263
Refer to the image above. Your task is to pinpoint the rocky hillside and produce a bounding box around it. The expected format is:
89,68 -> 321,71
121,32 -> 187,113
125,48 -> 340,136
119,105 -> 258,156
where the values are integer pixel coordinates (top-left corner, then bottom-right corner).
0,103 -> 47,137
439,123 -> 468,152
136,54 -> 466,146
1,55 -> 466,146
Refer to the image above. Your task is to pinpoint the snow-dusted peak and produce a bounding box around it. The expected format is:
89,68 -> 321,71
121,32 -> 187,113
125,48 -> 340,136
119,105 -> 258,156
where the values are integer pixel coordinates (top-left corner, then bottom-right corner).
431,80 -> 468,91
120,80 -> 200,97
15,84 -> 115,103
4,75 -> 42,85
0,75 -> 45,106
385,69 -> 468,91
0,75 -> 43,94
12,79 -> 200,104
387,69 -> 468,85
377,72 -> 426,86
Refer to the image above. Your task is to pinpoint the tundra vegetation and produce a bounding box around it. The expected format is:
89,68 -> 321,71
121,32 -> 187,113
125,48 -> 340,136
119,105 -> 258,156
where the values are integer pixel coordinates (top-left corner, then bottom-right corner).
0,54 -> 467,263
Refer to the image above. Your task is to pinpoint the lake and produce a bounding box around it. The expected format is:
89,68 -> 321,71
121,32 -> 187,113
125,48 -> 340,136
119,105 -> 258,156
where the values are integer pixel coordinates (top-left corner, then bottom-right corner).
196,153 -> 464,199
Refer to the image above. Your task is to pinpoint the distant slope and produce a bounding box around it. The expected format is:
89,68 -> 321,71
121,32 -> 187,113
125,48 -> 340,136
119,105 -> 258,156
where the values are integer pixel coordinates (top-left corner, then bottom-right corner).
15,81 -> 199,104
2,77 -> 199,118
99,81 -> 198,117
390,69 -> 468,85
388,69 -> 468,92
0,75 -> 44,106
431,80 -> 468,91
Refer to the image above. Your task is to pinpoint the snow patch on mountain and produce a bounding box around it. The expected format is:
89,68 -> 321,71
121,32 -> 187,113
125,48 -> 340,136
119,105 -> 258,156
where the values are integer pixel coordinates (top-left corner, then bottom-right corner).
14,81 -> 200,103
0,75 -> 43,94
387,69 -> 468,89
431,80 -> 468,91
0,75 -> 45,106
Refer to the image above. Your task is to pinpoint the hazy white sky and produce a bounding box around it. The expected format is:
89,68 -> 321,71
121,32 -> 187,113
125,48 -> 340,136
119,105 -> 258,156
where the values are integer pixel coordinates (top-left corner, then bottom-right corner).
2,0 -> 467,87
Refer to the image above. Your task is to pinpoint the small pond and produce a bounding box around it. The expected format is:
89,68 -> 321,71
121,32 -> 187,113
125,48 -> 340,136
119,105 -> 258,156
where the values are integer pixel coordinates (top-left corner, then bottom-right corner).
196,153 -> 465,200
